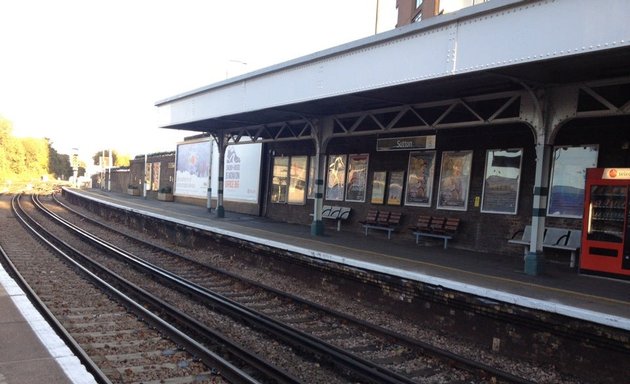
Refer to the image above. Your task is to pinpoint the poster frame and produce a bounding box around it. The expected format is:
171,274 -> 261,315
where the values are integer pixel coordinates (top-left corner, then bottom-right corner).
437,150 -> 473,211
370,171 -> 387,204
481,148 -> 523,215
404,150 -> 435,207
386,170 -> 405,206
325,154 -> 347,201
345,153 -> 369,203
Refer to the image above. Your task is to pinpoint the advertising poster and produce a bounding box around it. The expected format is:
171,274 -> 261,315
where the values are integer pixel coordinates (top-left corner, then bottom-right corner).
370,171 -> 387,204
145,162 -> 152,191
152,162 -> 160,191
175,139 -> 211,198
325,155 -> 347,201
437,150 -> 473,210
405,151 -> 435,206
387,171 -> 405,205
548,145 -> 598,218
481,149 -> 522,214
212,142 -> 262,203
345,154 -> 369,202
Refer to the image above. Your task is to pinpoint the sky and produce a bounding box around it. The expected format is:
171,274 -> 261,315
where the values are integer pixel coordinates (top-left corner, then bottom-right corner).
0,0 -> 397,164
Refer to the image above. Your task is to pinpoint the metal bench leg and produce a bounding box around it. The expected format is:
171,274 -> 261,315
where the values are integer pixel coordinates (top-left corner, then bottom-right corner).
387,230 -> 392,240
570,251 -> 576,268
337,220 -> 341,232
443,238 -> 448,249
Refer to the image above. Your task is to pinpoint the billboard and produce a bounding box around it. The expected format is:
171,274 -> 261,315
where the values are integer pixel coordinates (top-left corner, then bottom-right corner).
175,139 -> 211,198
212,142 -> 262,203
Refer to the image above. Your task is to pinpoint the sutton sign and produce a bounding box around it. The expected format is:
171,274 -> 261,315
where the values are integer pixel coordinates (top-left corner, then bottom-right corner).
376,135 -> 436,151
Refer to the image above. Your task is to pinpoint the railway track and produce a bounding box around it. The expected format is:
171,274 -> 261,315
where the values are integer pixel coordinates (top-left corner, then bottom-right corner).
30,192 -> 538,384
6,193 -> 299,384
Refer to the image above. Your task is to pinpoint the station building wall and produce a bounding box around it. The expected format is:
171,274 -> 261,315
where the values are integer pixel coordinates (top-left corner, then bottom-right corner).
544,116 -> 630,233
263,116 -> 630,258
265,124 -> 535,254
128,153 -> 175,198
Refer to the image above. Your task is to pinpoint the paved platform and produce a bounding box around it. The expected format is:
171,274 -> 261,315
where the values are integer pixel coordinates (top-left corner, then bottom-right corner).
0,264 -> 96,384
67,188 -> 630,331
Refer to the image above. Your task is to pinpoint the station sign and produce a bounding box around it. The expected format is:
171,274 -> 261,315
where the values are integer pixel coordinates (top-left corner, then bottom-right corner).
376,135 -> 436,151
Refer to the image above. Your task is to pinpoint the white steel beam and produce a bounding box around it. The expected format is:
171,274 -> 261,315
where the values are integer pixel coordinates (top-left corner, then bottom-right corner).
157,0 -> 630,129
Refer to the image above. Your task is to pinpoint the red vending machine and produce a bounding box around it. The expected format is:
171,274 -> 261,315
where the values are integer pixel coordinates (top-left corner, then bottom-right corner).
581,168 -> 630,278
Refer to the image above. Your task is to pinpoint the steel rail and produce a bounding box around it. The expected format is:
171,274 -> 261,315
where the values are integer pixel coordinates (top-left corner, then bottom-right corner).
15,194 -> 263,384
38,194 -> 418,384
32,194 -> 303,384
52,192 -> 537,384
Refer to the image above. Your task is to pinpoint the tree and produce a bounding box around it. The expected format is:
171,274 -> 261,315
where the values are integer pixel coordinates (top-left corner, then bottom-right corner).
22,138 -> 49,176
92,149 -> 130,167
48,141 -> 73,180
0,116 -> 11,179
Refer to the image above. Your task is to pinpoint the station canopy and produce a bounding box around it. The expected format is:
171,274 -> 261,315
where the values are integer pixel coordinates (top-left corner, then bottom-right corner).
155,0 -> 630,135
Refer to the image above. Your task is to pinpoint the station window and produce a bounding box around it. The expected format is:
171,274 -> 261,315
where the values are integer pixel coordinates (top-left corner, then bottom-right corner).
271,155 -> 308,205
481,149 -> 523,215
288,156 -> 307,204
548,145 -> 598,218
271,157 -> 289,203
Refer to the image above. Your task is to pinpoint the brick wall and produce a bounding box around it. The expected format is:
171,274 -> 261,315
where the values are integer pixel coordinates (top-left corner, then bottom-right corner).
265,124 -> 536,254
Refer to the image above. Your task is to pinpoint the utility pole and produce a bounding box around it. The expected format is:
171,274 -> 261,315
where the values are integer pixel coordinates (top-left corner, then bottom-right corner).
375,0 -> 380,34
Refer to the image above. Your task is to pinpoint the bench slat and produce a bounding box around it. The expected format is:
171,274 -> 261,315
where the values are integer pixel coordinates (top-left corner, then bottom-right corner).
411,215 -> 432,232
361,209 -> 379,225
411,215 -> 459,249
387,211 -> 402,226
361,210 -> 402,239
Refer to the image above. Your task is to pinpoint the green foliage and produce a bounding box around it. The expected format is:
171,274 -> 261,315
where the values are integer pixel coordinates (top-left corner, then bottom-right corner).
0,115 -> 76,182
48,145 -> 73,180
92,149 -> 131,167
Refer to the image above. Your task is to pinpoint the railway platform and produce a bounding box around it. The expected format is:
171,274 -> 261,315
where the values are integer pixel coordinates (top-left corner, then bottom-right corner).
1,187 -> 629,383
65,188 -> 630,331
0,263 -> 96,384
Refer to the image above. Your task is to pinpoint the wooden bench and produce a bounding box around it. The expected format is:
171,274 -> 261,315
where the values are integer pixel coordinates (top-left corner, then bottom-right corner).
508,225 -> 582,267
410,215 -> 460,249
360,209 -> 402,239
320,205 -> 351,231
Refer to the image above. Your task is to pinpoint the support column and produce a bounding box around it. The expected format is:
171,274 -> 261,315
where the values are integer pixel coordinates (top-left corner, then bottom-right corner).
526,143 -> 552,275
311,118 -> 332,236
311,149 -> 325,236
215,133 -> 227,218
206,137 -> 213,213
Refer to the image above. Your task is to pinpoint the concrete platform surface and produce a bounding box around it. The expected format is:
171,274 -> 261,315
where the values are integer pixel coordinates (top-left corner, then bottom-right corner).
0,265 -> 96,384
